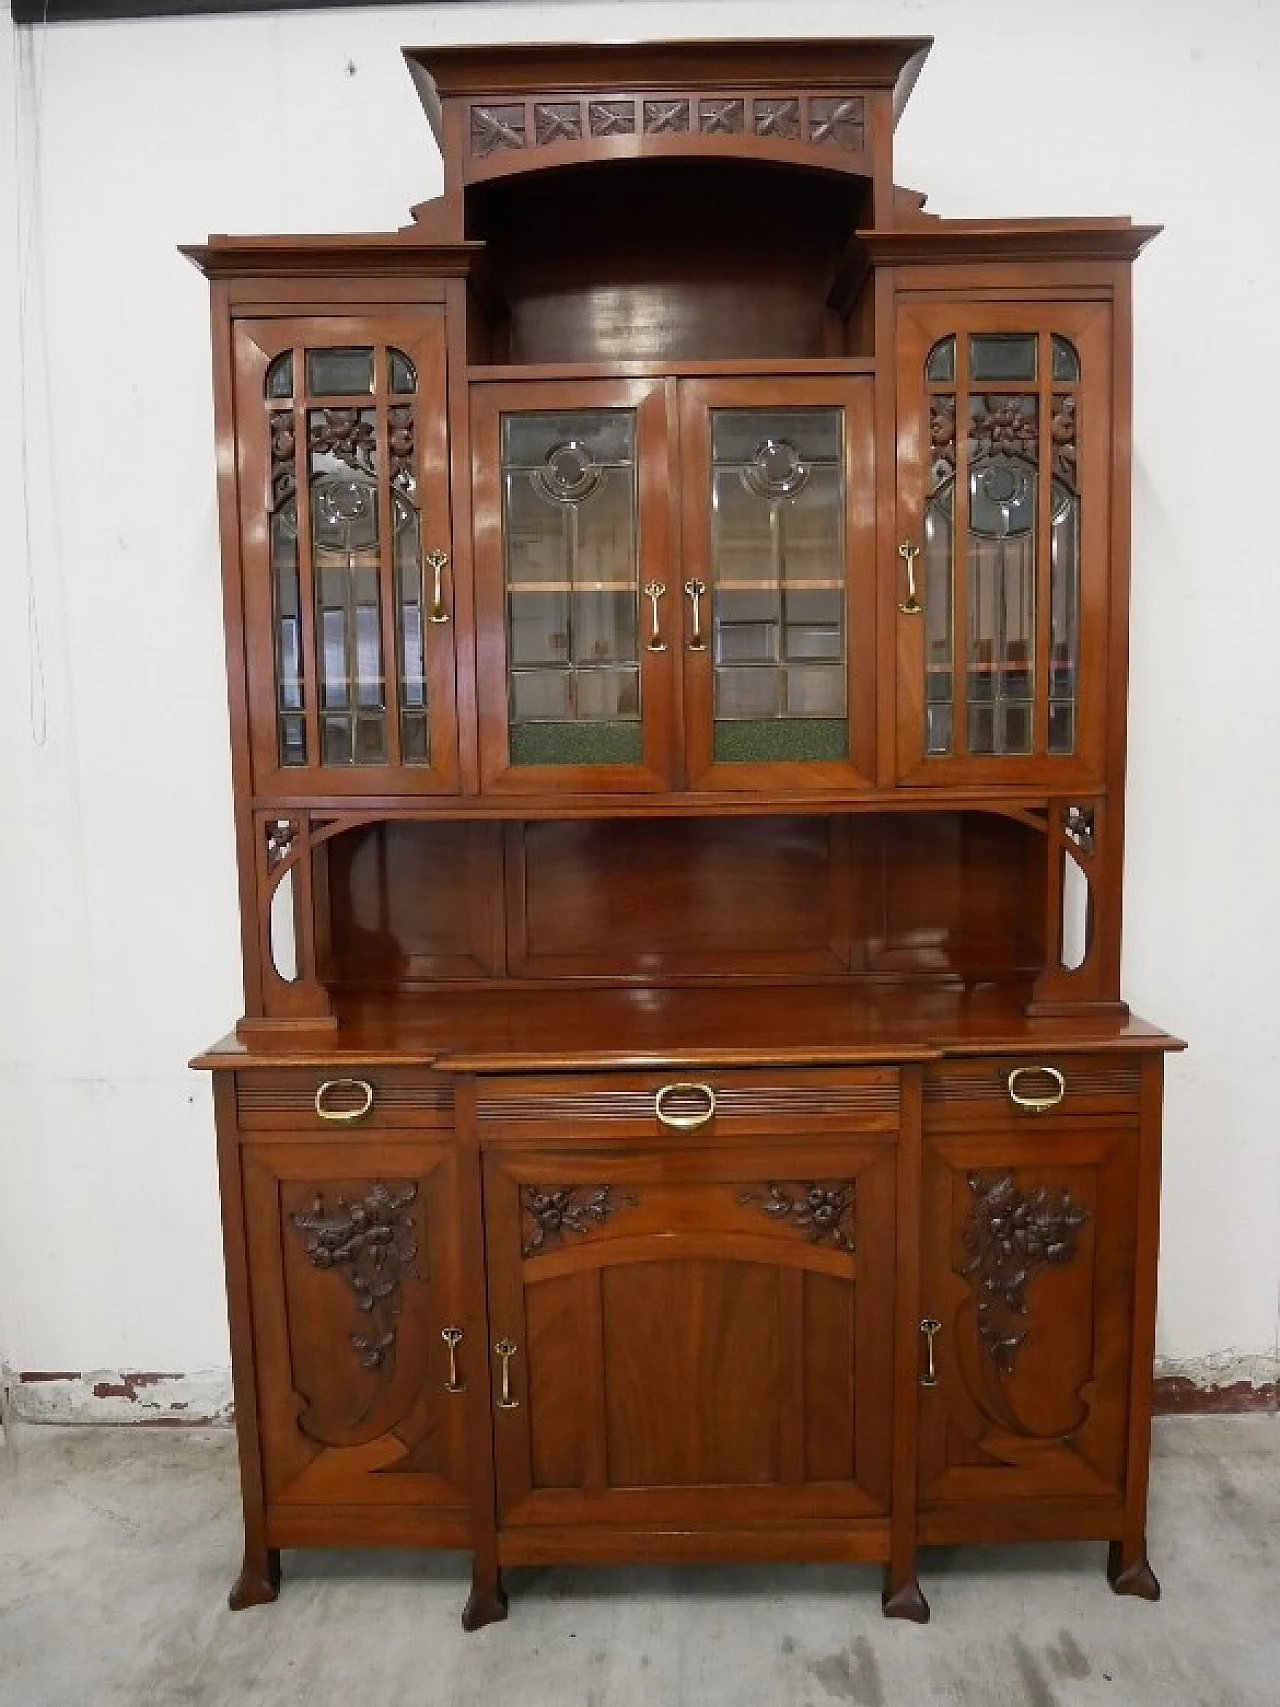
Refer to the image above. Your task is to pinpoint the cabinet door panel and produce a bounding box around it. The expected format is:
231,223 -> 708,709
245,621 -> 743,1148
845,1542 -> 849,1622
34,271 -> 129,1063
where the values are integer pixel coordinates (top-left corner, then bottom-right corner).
483,1141 -> 894,1530
920,1124 -> 1137,1508
895,301 -> 1111,787
242,1139 -> 469,1516
235,316 -> 459,796
471,379 -> 678,793
680,378 -> 876,790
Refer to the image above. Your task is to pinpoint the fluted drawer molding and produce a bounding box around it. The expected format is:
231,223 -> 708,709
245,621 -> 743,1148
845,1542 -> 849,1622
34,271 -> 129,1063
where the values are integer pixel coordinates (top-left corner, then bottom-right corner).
925,1067 -> 1141,1103
236,1078 -> 454,1116
476,1084 -> 899,1123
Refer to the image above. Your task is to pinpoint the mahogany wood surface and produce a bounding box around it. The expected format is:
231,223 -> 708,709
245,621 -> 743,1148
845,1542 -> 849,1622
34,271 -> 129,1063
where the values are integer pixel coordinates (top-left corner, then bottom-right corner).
190,34 -> 1175,1629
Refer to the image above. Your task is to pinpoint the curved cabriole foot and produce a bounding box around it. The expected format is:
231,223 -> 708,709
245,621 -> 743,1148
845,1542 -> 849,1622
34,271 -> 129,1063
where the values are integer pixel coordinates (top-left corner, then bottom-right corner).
1107,1541 -> 1161,1601
462,1569 -> 508,1632
881,1573 -> 930,1624
229,1550 -> 281,1611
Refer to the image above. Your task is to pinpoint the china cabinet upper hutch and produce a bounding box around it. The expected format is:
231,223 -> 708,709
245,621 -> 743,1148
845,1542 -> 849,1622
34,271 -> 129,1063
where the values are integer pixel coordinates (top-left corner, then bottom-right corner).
187,37 -> 1179,1629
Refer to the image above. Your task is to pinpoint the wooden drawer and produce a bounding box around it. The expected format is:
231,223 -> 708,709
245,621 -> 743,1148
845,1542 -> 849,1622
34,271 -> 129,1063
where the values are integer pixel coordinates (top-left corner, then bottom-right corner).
235,1066 -> 453,1132
474,1066 -> 899,1146
924,1053 -> 1142,1128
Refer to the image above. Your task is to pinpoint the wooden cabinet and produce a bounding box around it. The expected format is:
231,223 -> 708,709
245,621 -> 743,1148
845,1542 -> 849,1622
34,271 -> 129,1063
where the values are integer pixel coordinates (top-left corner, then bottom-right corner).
477,1071 -> 897,1555
240,1137 -> 471,1535
190,35 -> 1178,1633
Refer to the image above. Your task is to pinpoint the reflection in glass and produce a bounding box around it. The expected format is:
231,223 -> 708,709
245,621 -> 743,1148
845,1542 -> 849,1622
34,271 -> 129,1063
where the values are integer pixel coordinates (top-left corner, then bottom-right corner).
1052,335 -> 1080,382
710,408 -> 846,763
1048,380 -> 1080,754
501,410 -> 641,765
924,393 -> 956,755
266,352 -> 293,399
969,333 -> 1037,381
925,336 -> 955,383
388,348 -> 417,394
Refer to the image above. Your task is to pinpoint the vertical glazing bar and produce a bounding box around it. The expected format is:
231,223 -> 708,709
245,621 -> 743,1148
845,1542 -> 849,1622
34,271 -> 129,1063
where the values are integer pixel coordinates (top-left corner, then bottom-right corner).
953,336 -> 970,756
292,349 -> 321,769
1034,331 -> 1052,756
374,355 -> 403,768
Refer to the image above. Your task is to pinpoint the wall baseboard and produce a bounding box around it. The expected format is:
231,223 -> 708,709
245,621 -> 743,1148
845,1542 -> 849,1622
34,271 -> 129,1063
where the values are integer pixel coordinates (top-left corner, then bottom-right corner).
7,1356 -> 1278,1426
1153,1353 -> 1280,1416
8,1368 -> 233,1426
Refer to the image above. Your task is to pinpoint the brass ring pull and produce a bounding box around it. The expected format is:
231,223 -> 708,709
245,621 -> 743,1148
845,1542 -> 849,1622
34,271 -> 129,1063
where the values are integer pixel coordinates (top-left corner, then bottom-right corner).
1006,1064 -> 1066,1113
920,1318 -> 941,1387
426,549 -> 451,624
494,1338 -> 520,1410
897,542 -> 923,615
654,1081 -> 717,1132
644,580 -> 667,652
684,579 -> 708,652
313,1078 -> 374,1122
441,1326 -> 466,1395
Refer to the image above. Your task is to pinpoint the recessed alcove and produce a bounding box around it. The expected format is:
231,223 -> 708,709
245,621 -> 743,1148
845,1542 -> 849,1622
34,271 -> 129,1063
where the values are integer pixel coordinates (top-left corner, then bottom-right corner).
317,810 -> 1045,992
466,158 -> 870,364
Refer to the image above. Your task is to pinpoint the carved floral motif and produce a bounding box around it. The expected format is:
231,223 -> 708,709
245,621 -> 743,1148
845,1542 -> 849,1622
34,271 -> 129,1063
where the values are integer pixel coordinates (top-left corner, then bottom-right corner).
265,816 -> 299,871
969,395 -> 1037,465
699,98 -> 744,134
930,395 -> 957,481
269,411 -> 296,508
388,406 -> 414,495
520,1185 -> 637,1256
309,408 -> 376,476
289,1182 -> 420,1371
471,104 -> 525,155
738,1182 -> 857,1252
960,1173 -> 1089,1375
535,102 -> 581,144
754,97 -> 801,140
589,100 -> 635,136
644,99 -> 690,134
809,96 -> 865,150
1051,392 -> 1078,486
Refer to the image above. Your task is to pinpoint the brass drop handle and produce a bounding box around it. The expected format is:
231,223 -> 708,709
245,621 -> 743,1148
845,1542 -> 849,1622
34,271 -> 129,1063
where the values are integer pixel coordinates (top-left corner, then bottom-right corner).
441,1326 -> 466,1394
313,1078 -> 374,1123
654,1081 -> 717,1132
1006,1064 -> 1067,1113
494,1338 -> 520,1410
644,580 -> 667,652
426,549 -> 451,623
684,578 -> 708,652
898,542 -> 923,615
920,1318 -> 941,1387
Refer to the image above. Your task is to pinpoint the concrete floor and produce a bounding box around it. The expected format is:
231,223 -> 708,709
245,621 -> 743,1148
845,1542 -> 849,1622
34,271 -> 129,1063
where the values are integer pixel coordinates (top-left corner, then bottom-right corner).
0,1418 -> 1276,1706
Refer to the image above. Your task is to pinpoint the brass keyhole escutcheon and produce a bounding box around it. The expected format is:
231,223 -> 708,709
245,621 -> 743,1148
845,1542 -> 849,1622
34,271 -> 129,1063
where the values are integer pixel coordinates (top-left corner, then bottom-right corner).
441,1326 -> 466,1394
494,1338 -> 520,1410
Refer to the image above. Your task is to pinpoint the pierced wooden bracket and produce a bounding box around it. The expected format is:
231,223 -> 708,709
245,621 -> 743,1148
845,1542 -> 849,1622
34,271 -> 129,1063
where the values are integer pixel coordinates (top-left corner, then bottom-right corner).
1028,798 -> 1125,1015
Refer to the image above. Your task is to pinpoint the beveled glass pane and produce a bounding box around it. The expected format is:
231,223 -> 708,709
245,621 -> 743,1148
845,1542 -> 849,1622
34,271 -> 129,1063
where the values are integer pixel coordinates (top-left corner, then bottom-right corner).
1048,701 -> 1074,755
502,410 -> 640,765
509,590 -> 570,666
575,666 -> 640,719
716,666 -> 780,719
266,352 -> 293,399
401,711 -> 428,765
925,336 -> 955,383
1051,335 -> 1080,381
1000,702 -> 1033,755
969,334 -> 1037,381
511,669 -> 572,721
307,346 -> 374,396
785,665 -> 843,717
573,590 -> 637,665
394,499 -> 427,720
279,714 -> 306,767
388,348 -> 417,394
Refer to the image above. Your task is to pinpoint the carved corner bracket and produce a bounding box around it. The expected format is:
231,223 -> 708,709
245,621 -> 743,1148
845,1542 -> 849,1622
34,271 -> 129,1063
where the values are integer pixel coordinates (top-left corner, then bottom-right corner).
520,1185 -> 638,1257
738,1182 -> 857,1252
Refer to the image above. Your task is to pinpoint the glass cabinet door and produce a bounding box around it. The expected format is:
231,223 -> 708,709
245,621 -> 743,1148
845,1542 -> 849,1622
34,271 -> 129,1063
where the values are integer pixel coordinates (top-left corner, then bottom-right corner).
894,302 -> 1112,786
234,317 -> 458,796
471,380 -> 676,792
680,379 -> 876,790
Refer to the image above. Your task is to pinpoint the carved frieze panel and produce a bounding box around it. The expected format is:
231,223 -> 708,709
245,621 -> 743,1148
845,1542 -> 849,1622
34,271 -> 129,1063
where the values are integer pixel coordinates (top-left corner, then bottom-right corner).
466,90 -> 872,164
738,1182 -> 857,1252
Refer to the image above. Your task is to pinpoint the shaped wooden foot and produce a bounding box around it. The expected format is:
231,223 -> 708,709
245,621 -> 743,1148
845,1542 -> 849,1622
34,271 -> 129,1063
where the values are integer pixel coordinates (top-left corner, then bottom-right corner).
1107,1539 -> 1160,1601
229,1549 -> 281,1610
882,1569 -> 930,1623
462,1564 -> 508,1631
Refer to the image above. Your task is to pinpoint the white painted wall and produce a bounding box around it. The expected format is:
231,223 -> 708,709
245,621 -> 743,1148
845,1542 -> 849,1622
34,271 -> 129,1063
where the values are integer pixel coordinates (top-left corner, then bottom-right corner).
2,0 -> 1276,1387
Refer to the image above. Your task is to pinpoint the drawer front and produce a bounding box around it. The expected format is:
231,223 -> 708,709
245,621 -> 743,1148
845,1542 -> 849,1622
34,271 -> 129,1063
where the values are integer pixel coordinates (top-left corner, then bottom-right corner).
474,1066 -> 899,1146
924,1054 -> 1141,1128
236,1066 -> 453,1132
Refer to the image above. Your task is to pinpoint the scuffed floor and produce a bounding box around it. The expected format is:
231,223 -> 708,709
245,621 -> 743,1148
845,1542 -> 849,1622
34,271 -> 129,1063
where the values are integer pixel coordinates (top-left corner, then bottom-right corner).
1,1417 -> 1276,1706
